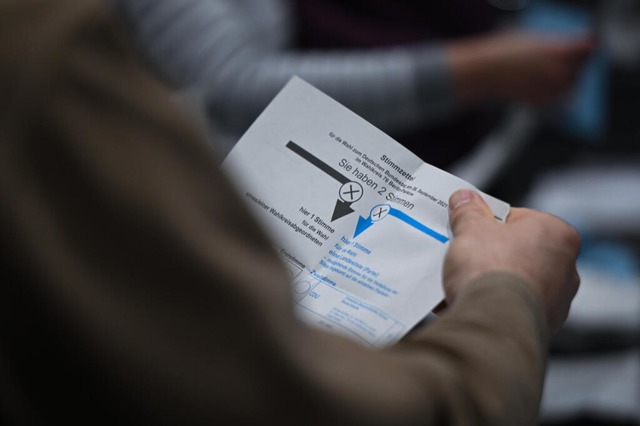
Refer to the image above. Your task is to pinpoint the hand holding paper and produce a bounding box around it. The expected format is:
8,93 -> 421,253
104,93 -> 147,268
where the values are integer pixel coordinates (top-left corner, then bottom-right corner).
223,77 -> 510,347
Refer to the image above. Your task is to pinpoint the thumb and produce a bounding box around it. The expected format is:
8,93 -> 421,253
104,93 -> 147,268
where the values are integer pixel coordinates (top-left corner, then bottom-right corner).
448,189 -> 495,236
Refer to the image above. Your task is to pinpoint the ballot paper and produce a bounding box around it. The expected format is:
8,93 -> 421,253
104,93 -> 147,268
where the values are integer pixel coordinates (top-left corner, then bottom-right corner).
222,77 -> 510,347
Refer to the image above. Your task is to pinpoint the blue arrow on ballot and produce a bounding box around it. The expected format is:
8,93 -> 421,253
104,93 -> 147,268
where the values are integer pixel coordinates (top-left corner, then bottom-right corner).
354,215 -> 375,238
353,205 -> 449,243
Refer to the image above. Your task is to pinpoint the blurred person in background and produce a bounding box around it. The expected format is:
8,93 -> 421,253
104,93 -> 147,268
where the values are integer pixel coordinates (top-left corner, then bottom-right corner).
111,0 -> 594,169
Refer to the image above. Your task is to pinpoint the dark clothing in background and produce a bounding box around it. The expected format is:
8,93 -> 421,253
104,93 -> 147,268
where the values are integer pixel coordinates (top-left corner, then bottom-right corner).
293,0 -> 503,48
292,0 -> 509,169
1,0 -> 547,424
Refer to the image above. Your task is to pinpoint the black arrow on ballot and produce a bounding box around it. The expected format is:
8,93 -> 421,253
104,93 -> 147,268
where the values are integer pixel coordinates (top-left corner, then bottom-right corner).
286,141 -> 360,221
331,199 -> 354,221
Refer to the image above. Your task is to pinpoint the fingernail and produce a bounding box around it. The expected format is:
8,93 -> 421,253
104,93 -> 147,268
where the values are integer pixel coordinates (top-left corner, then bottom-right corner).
449,189 -> 474,211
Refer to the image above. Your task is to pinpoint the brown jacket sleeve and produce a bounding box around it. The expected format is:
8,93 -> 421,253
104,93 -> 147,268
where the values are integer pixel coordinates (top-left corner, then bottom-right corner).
0,0 -> 549,424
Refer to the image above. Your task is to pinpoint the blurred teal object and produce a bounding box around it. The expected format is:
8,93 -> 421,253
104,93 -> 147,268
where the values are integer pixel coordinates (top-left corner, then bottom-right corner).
522,1 -> 609,142
578,236 -> 640,282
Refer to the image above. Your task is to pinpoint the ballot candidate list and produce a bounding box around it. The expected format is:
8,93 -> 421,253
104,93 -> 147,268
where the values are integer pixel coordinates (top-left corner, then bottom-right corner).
223,77 -> 509,347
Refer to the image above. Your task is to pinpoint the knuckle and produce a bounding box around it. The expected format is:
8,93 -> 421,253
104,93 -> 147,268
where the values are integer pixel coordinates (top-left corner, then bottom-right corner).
566,226 -> 581,249
556,220 -> 581,250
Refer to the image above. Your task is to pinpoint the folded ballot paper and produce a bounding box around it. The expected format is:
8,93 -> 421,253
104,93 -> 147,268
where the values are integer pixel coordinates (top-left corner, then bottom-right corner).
222,77 -> 509,348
